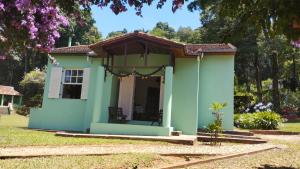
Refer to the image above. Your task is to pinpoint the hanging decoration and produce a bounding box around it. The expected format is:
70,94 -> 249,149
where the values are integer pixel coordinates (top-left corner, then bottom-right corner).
104,65 -> 165,78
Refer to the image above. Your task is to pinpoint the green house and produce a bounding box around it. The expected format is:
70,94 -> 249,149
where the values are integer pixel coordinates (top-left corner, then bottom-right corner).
29,32 -> 236,136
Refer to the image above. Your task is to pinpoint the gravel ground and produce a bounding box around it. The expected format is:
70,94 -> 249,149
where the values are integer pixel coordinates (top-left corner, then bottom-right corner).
0,143 -> 278,157
258,134 -> 300,141
186,135 -> 300,169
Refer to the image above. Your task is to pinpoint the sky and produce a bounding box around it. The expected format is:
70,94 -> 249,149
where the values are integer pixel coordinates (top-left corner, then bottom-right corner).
91,1 -> 201,37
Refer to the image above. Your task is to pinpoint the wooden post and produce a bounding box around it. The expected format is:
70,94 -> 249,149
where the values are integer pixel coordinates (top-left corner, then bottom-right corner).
144,42 -> 148,66
11,95 -> 14,105
168,50 -> 172,66
106,53 -> 110,67
124,43 -> 127,66
111,54 -> 114,71
1,95 -> 3,106
19,96 -> 22,105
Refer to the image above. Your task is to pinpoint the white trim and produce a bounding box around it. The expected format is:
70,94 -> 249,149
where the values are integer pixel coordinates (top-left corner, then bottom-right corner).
80,68 -> 90,99
48,67 -> 63,98
60,68 -> 84,99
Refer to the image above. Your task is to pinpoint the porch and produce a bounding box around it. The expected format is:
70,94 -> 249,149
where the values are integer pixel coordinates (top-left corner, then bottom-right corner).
89,66 -> 174,136
88,33 -> 178,136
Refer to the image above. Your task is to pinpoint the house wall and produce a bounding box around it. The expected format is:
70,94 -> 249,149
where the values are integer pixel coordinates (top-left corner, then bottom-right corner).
198,55 -> 235,130
29,55 -> 92,131
29,53 -> 170,133
28,52 -> 234,134
171,58 -> 199,135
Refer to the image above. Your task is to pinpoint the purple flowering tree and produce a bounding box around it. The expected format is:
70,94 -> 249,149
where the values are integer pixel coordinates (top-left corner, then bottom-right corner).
0,0 -> 185,55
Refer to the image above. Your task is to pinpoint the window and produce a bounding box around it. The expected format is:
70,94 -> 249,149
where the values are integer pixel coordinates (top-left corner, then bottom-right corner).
62,69 -> 83,99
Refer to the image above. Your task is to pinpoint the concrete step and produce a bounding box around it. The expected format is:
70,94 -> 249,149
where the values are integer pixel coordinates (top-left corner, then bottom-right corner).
197,132 -> 261,139
198,129 -> 254,136
197,135 -> 267,144
171,131 -> 182,136
56,131 -> 197,145
223,130 -> 254,136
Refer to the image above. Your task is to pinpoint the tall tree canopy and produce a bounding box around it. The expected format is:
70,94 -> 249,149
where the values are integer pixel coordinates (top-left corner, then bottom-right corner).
150,22 -> 176,39
0,0 -> 185,55
55,9 -> 101,47
188,0 -> 300,112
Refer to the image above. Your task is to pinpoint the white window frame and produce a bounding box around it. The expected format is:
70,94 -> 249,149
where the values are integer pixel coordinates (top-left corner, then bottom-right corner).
60,68 -> 84,99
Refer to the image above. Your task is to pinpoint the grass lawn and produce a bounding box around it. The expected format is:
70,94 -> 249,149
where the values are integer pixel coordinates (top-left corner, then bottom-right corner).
280,120 -> 300,132
0,153 -> 168,169
0,114 -> 167,147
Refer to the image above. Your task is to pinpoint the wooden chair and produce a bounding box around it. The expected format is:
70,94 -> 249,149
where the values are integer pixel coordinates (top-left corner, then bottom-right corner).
151,109 -> 163,126
108,107 -> 127,123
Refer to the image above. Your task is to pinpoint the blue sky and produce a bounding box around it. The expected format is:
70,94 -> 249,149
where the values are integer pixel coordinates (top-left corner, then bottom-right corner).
91,1 -> 201,37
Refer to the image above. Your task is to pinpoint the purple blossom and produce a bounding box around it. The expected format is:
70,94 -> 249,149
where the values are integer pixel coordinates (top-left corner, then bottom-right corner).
15,0 -> 31,10
0,0 -> 71,52
0,1 -> 4,11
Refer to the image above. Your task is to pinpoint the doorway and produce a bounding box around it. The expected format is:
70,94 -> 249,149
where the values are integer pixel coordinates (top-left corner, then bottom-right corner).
133,76 -> 161,121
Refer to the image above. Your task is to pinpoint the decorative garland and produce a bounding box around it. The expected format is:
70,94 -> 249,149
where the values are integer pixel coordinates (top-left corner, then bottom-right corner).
104,65 -> 165,78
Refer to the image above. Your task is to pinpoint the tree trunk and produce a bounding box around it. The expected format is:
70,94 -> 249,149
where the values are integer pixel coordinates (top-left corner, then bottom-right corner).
245,69 -> 251,92
271,51 -> 281,113
254,54 -> 263,102
261,20 -> 280,113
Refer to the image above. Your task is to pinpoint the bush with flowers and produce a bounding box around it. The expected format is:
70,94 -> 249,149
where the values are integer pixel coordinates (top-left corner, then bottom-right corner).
234,111 -> 283,130
234,102 -> 283,130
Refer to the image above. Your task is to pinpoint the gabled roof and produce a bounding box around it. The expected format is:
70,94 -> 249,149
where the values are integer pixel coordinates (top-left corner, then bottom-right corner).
51,45 -> 91,54
89,31 -> 185,50
51,32 -> 236,56
0,85 -> 22,96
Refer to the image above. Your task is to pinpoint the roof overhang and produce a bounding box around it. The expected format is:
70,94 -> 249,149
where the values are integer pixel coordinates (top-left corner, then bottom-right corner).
50,32 -> 237,57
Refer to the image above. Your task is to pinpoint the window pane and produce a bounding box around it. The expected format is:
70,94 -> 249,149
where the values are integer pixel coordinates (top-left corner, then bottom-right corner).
72,70 -> 77,76
62,84 -> 82,99
65,76 -> 71,83
78,70 -> 83,76
71,77 -> 77,83
65,70 -> 71,76
77,77 -> 83,83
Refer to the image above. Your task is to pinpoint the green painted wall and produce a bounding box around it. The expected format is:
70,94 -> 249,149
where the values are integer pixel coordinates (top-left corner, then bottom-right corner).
171,58 -> 199,135
198,55 -> 235,130
29,55 -> 92,131
28,52 -> 235,134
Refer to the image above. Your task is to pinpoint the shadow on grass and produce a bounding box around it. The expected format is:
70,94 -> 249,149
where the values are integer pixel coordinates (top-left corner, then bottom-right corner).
257,164 -> 297,169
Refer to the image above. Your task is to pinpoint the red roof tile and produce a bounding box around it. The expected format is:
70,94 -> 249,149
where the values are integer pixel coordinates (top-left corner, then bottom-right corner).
50,45 -> 91,54
50,32 -> 236,56
185,43 -> 236,55
0,85 -> 22,96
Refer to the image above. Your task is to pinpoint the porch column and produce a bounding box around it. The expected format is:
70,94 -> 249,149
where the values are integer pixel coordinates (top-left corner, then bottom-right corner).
163,66 -> 173,128
11,95 -> 14,105
1,95 -> 3,106
92,66 -> 105,123
19,96 -> 23,106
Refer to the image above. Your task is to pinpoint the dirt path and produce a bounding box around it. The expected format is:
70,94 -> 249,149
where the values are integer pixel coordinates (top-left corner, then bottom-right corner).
187,134 -> 300,169
257,134 -> 300,142
0,143 -> 277,158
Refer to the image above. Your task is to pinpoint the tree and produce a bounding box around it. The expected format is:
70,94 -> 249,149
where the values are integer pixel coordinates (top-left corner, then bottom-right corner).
0,0 -> 185,55
176,26 -> 194,43
188,0 -> 300,113
107,29 -> 128,38
55,9 -> 101,47
150,22 -> 176,39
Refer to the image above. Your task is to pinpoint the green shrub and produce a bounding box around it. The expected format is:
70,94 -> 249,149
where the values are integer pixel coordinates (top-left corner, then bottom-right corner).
234,111 -> 283,130
15,106 -> 30,116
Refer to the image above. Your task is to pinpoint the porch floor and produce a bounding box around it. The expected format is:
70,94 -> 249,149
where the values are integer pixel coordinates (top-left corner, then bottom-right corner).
55,131 -> 197,145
